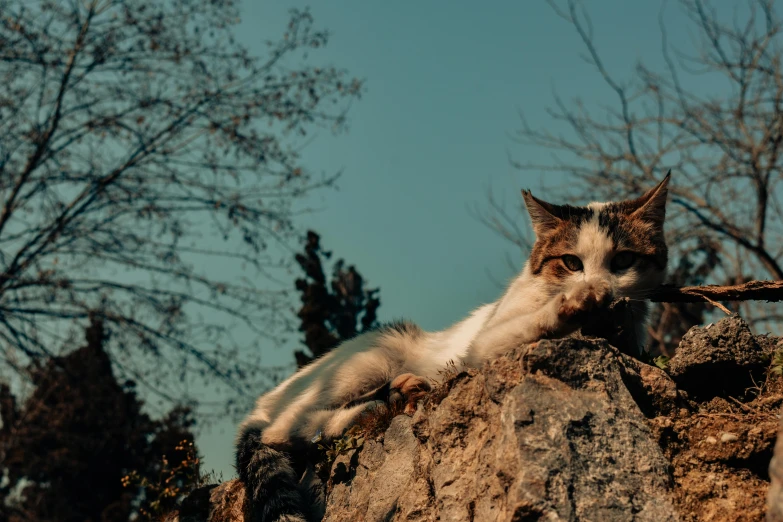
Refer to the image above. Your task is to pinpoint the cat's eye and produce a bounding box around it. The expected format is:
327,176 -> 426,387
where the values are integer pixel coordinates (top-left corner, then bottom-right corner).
611,251 -> 638,272
561,255 -> 583,272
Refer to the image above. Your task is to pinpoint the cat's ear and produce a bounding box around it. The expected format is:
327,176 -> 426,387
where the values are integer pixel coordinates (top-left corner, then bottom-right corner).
522,189 -> 561,237
629,171 -> 670,227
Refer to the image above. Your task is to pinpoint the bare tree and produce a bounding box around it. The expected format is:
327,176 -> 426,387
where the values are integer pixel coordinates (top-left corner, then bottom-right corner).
484,0 -> 783,354
0,0 -> 362,408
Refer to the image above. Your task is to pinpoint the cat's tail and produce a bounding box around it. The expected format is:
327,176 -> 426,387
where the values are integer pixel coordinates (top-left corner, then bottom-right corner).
236,428 -> 308,522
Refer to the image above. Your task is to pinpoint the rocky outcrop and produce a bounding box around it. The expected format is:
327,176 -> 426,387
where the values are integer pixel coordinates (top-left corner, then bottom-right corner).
171,480 -> 246,522
769,407 -> 783,522
174,315 -> 783,522
667,315 -> 769,400
324,338 -> 679,521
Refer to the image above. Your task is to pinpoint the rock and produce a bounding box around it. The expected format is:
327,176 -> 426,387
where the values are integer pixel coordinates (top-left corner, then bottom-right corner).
323,338 -> 679,522
667,316 -> 770,400
323,416 -> 420,521
162,319 -> 783,522
768,406 -> 783,522
175,338 -> 679,522
172,480 -> 247,522
618,351 -> 683,416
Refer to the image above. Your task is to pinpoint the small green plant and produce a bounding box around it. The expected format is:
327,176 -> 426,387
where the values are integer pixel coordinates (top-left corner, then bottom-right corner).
316,425 -> 365,465
770,349 -> 783,376
653,355 -> 670,371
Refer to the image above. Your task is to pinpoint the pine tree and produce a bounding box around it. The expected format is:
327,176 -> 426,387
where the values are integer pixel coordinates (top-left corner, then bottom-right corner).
293,231 -> 381,367
0,315 -> 199,521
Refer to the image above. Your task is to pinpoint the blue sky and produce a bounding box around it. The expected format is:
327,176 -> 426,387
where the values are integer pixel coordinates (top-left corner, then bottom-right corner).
197,0 -> 700,478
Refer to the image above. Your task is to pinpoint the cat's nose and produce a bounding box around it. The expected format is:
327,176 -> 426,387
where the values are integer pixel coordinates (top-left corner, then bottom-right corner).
587,278 -> 614,306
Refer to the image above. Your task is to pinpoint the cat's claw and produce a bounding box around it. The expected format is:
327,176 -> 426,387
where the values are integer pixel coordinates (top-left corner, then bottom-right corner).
389,373 -> 432,415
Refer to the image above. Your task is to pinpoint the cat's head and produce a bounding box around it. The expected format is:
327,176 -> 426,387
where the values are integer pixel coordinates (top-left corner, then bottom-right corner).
522,172 -> 669,299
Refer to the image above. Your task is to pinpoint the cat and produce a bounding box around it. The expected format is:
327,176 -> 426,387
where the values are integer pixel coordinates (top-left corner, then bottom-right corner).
235,173 -> 670,522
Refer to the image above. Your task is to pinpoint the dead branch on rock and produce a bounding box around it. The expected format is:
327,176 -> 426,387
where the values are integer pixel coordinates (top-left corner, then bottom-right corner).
650,280 -> 783,306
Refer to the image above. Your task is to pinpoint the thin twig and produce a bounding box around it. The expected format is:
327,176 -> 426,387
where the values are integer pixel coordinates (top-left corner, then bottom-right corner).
701,294 -> 733,315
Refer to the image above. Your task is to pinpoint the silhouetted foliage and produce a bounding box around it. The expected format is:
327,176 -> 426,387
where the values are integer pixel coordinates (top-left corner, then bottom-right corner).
0,315 -> 199,522
294,231 -> 380,367
0,0 -> 362,409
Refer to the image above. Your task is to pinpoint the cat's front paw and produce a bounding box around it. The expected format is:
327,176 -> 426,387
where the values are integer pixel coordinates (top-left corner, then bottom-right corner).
556,279 -> 614,330
389,373 -> 432,415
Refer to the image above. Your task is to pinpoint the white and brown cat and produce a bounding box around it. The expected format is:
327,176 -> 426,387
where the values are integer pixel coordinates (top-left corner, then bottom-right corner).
236,173 -> 670,522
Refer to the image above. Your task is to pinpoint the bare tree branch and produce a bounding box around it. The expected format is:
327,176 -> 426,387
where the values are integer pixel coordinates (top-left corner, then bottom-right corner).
651,279 -> 783,303
0,0 -> 363,414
